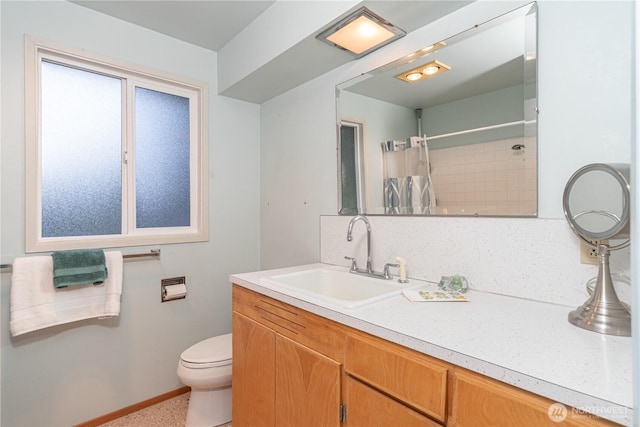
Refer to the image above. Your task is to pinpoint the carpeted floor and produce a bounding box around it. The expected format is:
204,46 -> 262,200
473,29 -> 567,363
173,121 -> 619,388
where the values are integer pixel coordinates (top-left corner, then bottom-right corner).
97,392 -> 232,427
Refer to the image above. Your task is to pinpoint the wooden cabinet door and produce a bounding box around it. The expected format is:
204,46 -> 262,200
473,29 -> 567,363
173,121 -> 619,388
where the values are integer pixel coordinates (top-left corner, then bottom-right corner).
449,370 -> 620,427
232,312 -> 276,427
345,376 -> 442,427
275,334 -> 341,427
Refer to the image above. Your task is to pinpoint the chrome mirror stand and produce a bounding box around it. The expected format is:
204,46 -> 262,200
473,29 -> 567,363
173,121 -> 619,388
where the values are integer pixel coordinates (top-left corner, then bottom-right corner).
568,243 -> 631,337
563,163 -> 631,337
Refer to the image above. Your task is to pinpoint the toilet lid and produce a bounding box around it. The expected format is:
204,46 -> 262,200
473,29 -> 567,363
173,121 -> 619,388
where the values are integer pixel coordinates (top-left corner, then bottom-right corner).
180,333 -> 232,368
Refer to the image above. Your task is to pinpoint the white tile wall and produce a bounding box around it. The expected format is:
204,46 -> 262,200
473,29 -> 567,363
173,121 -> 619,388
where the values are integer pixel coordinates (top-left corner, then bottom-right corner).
429,137 -> 537,216
320,215 -> 630,308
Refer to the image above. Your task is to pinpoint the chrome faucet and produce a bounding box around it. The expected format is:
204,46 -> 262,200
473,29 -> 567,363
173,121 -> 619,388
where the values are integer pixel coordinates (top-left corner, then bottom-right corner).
347,215 -> 373,273
346,215 -> 396,280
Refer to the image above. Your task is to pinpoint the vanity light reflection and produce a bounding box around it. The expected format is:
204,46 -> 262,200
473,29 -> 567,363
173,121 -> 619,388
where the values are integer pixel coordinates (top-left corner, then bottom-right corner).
396,60 -> 451,83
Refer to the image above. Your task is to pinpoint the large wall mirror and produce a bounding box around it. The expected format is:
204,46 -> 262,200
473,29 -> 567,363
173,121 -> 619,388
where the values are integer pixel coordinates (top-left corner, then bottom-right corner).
337,2 -> 537,217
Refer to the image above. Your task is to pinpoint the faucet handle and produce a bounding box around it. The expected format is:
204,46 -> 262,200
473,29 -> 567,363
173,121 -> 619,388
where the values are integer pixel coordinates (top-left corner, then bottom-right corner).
344,256 -> 358,271
383,263 -> 400,280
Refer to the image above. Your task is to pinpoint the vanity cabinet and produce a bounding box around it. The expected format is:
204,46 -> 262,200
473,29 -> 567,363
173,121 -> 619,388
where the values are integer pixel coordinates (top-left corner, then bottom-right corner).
232,285 -> 622,427
232,286 -> 343,427
448,369 -> 620,427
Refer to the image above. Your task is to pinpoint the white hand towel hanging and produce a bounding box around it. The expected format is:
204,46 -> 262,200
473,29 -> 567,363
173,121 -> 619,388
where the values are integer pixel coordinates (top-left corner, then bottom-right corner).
9,251 -> 123,337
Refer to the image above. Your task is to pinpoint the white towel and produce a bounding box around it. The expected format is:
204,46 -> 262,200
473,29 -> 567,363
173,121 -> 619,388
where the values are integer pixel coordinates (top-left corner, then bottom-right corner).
10,251 -> 123,337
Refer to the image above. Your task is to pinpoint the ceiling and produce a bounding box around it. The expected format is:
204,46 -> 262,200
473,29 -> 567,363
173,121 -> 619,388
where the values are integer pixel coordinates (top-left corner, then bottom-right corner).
71,1 -> 474,103
71,1 -> 275,51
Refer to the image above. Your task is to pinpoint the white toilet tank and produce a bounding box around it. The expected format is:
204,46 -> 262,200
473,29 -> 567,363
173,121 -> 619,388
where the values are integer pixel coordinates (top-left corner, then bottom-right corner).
180,333 -> 232,368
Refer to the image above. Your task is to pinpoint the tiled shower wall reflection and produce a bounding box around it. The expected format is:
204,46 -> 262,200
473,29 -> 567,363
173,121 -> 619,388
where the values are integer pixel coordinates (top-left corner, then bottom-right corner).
429,137 -> 537,216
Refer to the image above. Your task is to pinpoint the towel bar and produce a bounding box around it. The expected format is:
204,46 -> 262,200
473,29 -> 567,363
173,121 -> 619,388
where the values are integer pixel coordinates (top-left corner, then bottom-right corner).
0,249 -> 161,270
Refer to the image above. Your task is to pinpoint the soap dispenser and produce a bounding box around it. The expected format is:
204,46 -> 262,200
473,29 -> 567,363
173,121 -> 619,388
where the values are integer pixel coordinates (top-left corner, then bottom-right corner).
395,257 -> 408,283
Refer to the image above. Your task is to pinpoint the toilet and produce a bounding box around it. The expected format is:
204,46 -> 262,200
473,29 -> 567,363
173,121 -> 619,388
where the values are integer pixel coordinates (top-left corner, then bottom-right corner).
177,333 -> 232,427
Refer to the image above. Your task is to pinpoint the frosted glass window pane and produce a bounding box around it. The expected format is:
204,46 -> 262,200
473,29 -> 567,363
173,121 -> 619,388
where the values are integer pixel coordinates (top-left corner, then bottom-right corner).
135,87 -> 190,228
41,61 -> 122,237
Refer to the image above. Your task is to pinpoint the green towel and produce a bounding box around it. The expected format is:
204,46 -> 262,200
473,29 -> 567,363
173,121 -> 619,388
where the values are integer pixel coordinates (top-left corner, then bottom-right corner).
52,249 -> 108,288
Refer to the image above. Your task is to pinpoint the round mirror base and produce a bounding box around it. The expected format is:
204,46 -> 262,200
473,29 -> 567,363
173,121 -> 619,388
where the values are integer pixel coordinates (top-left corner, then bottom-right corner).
568,302 -> 631,337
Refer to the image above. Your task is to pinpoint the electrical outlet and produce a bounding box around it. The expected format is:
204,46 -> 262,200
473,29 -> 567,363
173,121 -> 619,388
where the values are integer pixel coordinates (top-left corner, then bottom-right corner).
580,239 -> 608,265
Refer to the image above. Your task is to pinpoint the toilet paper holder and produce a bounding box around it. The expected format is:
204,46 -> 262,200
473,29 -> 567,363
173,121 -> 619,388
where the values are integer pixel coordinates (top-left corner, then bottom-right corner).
161,276 -> 187,302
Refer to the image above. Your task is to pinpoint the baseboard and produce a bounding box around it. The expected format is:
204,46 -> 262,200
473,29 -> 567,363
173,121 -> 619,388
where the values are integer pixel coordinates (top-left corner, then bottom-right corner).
74,386 -> 191,427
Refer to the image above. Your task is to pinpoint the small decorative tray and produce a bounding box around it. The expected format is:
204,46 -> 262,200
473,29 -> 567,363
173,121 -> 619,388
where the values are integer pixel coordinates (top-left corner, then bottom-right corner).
402,289 -> 469,302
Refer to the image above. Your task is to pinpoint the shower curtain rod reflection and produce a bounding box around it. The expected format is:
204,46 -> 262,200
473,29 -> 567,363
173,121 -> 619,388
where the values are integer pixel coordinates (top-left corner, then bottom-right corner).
0,249 -> 161,270
424,119 -> 536,142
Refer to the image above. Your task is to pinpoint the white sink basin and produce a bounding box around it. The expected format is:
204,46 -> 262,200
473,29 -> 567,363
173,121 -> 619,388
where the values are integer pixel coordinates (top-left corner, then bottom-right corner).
259,266 -> 415,308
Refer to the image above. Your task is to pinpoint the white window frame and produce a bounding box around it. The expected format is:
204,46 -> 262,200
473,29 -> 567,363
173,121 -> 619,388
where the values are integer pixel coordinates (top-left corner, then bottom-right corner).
339,118 -> 368,214
25,35 -> 209,252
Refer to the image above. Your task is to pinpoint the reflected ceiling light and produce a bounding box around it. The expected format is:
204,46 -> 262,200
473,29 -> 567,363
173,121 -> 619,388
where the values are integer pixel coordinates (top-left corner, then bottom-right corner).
403,41 -> 447,63
316,7 -> 406,59
421,41 -> 446,53
423,65 -> 441,75
396,60 -> 451,83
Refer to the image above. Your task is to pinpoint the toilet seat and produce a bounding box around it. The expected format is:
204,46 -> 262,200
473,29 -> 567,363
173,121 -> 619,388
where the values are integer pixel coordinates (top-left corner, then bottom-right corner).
180,333 -> 232,369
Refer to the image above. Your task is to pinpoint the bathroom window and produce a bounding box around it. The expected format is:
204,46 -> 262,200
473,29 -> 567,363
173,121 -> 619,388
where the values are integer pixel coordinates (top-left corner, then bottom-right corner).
25,36 -> 208,252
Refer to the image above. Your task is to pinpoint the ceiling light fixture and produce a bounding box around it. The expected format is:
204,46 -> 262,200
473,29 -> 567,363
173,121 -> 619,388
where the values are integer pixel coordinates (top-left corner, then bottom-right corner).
396,60 -> 451,83
316,7 -> 406,59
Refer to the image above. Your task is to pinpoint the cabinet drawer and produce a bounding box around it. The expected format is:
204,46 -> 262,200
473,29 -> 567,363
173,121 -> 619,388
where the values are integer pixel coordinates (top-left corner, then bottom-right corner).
450,370 -> 620,427
232,285 -> 345,362
345,376 -> 441,427
345,333 -> 448,422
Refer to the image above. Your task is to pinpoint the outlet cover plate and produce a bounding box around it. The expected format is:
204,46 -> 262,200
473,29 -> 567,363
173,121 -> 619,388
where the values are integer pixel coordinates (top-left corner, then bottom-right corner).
580,240 -> 608,265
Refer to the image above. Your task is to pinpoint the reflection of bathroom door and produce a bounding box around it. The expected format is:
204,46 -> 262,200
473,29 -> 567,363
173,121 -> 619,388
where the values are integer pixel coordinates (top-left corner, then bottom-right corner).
339,120 -> 366,214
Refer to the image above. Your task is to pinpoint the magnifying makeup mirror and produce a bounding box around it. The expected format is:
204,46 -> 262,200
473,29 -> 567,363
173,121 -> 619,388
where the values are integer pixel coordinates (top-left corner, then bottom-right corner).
563,163 -> 631,336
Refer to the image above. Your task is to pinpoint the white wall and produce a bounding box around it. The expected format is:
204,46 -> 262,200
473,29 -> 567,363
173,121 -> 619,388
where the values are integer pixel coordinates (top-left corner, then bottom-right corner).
0,1 -> 3,422
538,1 -> 632,218
260,0 -> 633,264
0,1 -> 261,426
340,92 -> 416,210
259,74 -> 337,268
632,0 -> 639,416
